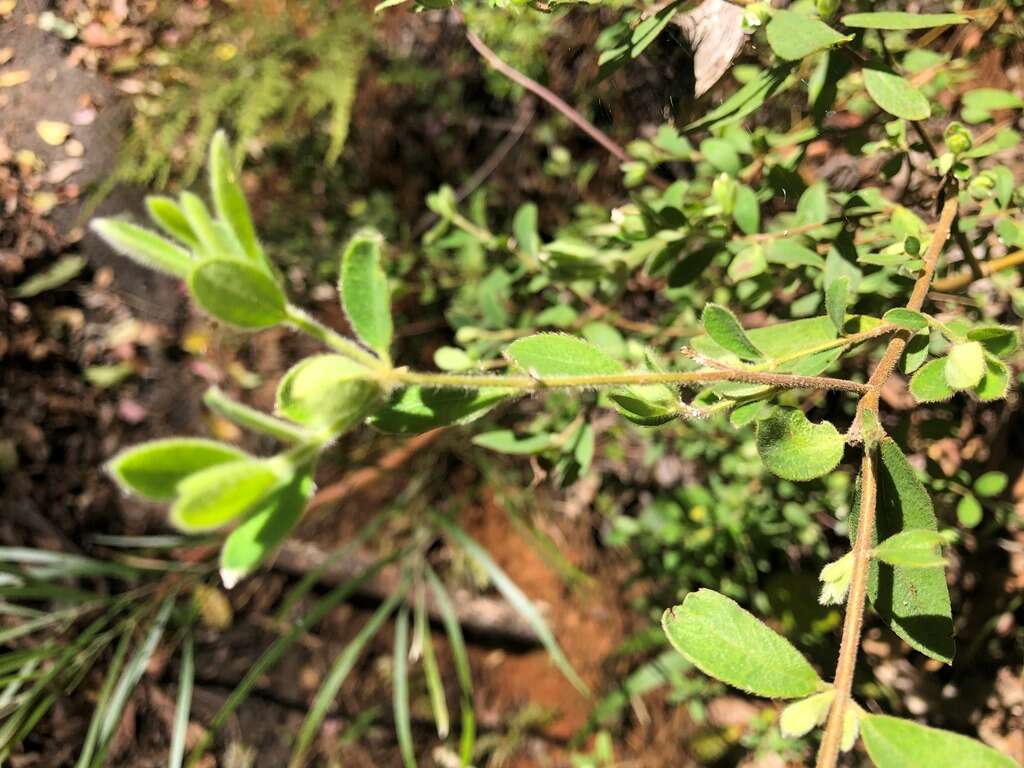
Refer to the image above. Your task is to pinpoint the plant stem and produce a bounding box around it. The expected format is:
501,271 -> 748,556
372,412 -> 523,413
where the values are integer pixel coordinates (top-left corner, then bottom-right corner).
203,386 -> 310,444
284,305 -> 387,371
747,323 -> 897,373
816,448 -> 877,768
818,191 -> 958,768
931,248 -> 1024,293
385,367 -> 870,394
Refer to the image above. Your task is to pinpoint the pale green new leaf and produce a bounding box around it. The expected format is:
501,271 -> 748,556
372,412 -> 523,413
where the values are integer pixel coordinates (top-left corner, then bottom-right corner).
661,589 -> 822,699
146,196 -> 199,250
944,341 -> 985,391
170,459 -> 289,532
219,474 -> 315,589
861,714 -> 1016,768
275,354 -> 382,431
90,219 -> 192,278
209,130 -> 262,265
701,304 -> 763,361
472,430 -> 555,455
756,408 -> 844,482
340,232 -> 393,359
188,258 -> 287,329
863,68 -> 931,120
842,12 -> 968,30
107,438 -> 248,501
766,10 -> 851,62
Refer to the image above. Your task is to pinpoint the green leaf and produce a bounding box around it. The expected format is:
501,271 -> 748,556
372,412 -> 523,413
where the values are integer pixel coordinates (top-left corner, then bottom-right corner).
340,231 -> 393,359
275,354 -> 382,431
179,191 -> 230,259
957,493 -> 983,528
145,196 -> 198,250
12,255 -> 87,298
438,518 -> 588,694
661,589 -> 822,698
909,358 -> 954,403
766,10 -> 851,61
944,341 -> 986,391
170,459 -> 289,532
975,355 -> 1011,401
506,333 -> 624,377
884,308 -> 929,331
208,130 -> 262,265
974,471 -> 1008,498
168,633 -> 194,768
416,590 -> 450,739
513,203 -> 540,259
393,606 -> 416,768
861,714 -> 1017,768
700,138 -> 741,176
962,88 -> 1024,112
825,275 -> 850,333
90,219 -> 192,278
472,430 -> 555,455
701,304 -> 763,361
733,184 -> 760,235
219,473 -> 315,589
902,329 -> 931,374
851,439 -> 954,663
106,438 -> 247,501
686,63 -> 796,131
369,387 -> 512,434
842,12 -> 967,29
693,316 -> 840,376
863,67 -> 931,120
756,408 -> 844,482
779,691 -> 834,738
188,258 -> 287,329
766,240 -> 826,269
967,325 -> 1020,358
873,529 -> 948,569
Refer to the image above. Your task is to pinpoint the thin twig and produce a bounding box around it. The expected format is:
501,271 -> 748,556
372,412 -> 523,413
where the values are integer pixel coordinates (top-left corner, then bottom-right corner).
818,190 -> 959,768
461,23 -> 669,190
931,248 -> 1024,292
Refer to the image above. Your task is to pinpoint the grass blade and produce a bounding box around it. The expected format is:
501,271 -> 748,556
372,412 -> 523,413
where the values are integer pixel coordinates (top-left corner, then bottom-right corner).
290,578 -> 409,767
169,632 -> 194,768
75,628 -> 133,768
435,517 -> 588,695
415,585 -> 450,739
393,605 -> 415,768
425,566 -> 474,767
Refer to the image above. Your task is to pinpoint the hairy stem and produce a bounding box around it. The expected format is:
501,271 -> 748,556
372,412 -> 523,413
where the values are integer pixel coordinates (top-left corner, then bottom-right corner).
385,367 -> 870,394
203,387 -> 311,444
816,449 -> 877,768
284,305 -> 387,371
818,190 -> 958,768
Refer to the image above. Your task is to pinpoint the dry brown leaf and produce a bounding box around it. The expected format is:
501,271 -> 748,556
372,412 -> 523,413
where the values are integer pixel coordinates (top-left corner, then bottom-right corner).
35,120 -> 71,146
0,69 -> 30,88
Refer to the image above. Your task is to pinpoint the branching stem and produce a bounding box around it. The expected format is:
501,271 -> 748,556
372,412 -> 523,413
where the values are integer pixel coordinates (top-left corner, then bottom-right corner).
284,305 -> 387,371
818,191 -> 958,768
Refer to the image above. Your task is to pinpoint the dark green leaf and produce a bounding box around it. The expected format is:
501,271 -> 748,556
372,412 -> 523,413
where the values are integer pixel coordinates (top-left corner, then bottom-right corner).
909,358 -> 954,403
975,356 -> 1011,401
851,439 -> 954,663
661,589 -> 821,698
825,275 -> 850,333
884,308 -> 929,331
369,387 -> 511,434
966,325 -> 1019,358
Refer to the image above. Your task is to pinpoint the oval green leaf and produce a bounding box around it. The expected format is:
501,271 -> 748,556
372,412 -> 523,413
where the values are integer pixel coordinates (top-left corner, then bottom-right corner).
883,308 -> 929,331
756,407 -> 844,482
863,67 -> 931,120
861,714 -> 1016,768
188,258 -> 287,329
90,219 -> 192,278
170,459 -> 288,532
506,333 -> 624,377
662,589 -> 822,699
766,10 -> 852,62
909,358 -> 954,403
369,387 -> 512,434
701,304 -> 763,361
842,12 -> 967,29
275,354 -> 383,431
107,438 -> 248,501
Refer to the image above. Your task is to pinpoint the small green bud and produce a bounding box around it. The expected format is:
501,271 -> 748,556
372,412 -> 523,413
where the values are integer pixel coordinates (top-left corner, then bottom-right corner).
712,173 -> 738,216
944,121 -> 973,155
904,236 -> 921,256
819,552 -> 854,606
968,172 -> 996,201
